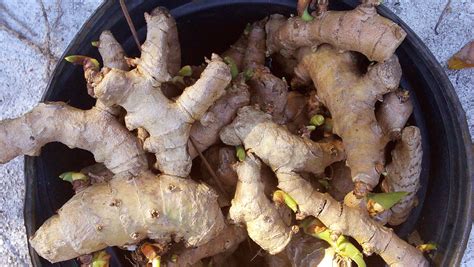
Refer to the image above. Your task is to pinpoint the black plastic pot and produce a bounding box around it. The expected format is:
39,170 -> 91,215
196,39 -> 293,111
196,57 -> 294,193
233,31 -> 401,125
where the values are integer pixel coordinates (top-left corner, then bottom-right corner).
23,0 -> 473,266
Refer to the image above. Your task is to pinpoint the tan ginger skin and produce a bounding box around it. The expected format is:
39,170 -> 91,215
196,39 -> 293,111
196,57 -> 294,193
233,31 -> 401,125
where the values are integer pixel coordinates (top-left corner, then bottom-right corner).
244,21 -> 289,123
243,21 -> 309,129
97,30 -> 129,70
202,145 -> 282,200
0,30 -> 147,176
29,171 -> 225,263
83,8 -> 231,178
343,127 -> 422,226
382,126 -> 423,225
343,89 -> 417,222
222,31 -> 249,71
220,106 -> 428,267
0,103 -> 147,175
296,44 -> 403,196
187,30 -> 256,158
377,89 -> 414,141
346,126 -> 422,226
265,3 -> 406,62
229,154 -> 294,254
239,20 -> 310,137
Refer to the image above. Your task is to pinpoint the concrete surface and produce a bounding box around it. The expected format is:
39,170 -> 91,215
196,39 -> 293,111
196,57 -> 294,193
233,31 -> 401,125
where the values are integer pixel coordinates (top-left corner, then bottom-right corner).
0,0 -> 472,266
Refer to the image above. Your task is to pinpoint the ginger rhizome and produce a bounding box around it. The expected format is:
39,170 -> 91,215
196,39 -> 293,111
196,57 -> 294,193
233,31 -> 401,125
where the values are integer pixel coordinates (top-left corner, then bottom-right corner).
0,1 -> 430,265
97,30 -> 129,71
81,8 -> 231,177
296,44 -> 403,196
30,171 -> 225,263
0,102 -> 147,175
0,30 -> 147,175
265,1 -> 406,62
220,106 -> 427,266
377,89 -> 414,141
382,126 -> 423,225
229,153 -> 294,254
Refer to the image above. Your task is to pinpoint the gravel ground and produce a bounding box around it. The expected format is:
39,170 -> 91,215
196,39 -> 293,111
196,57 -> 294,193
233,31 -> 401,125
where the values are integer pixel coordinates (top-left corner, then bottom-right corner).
0,0 -> 472,266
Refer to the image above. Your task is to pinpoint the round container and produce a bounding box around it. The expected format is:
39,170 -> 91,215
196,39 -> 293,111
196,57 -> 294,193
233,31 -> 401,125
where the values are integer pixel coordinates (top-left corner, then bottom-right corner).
24,0 -> 472,266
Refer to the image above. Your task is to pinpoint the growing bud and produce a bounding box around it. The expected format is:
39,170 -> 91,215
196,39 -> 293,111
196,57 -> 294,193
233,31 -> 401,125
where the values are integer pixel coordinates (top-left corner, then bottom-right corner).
310,114 -> 325,126
273,190 -> 298,212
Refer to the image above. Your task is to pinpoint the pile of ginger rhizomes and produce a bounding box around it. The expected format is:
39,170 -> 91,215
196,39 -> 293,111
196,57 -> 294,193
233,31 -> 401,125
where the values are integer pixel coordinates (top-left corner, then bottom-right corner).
0,1 -> 428,266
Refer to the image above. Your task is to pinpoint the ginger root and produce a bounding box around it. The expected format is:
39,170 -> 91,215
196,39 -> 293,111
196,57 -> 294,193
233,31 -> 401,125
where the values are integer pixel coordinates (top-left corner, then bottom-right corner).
229,153 -> 294,254
222,31 -> 249,71
382,126 -> 423,225
97,31 -> 129,71
242,21 -> 309,130
30,171 -> 225,263
265,2 -> 406,62
297,44 -> 402,196
0,103 -> 147,175
80,163 -> 114,184
283,91 -> 310,134
0,30 -> 147,175
186,30 -> 256,158
80,8 -> 232,177
248,66 -> 289,122
220,106 -> 428,266
243,20 -> 267,70
377,89 -> 414,141
220,106 -> 345,174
